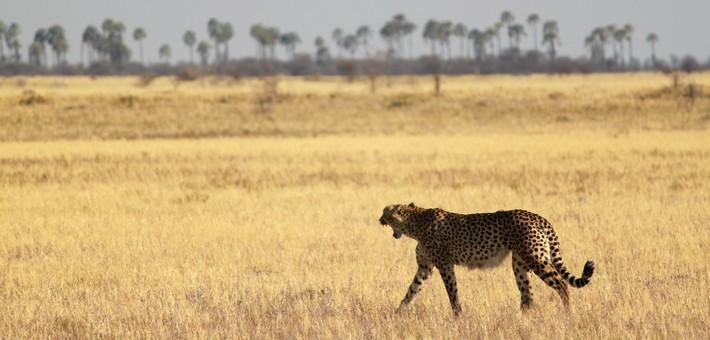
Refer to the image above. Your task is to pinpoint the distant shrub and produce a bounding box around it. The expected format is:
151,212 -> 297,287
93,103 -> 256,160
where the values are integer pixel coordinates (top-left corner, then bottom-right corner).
116,95 -> 140,108
255,77 -> 280,114
18,90 -> 48,106
176,67 -> 200,82
419,55 -> 442,74
554,57 -> 576,74
680,56 -> 701,73
216,63 -> 242,80
287,54 -> 317,76
137,72 -> 159,87
336,60 -> 359,82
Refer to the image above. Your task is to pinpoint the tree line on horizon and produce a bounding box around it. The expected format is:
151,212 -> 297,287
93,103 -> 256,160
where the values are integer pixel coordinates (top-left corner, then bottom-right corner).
0,12 -> 705,76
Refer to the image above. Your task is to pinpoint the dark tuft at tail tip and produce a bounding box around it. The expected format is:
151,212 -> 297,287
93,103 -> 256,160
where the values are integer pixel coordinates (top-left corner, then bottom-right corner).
583,259 -> 595,278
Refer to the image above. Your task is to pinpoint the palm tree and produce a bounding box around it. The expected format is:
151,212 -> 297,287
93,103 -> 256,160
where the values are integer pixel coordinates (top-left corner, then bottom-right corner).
91,26 -> 106,62
250,24 -> 266,61
87,26 -> 107,63
28,41 -> 44,66
452,23 -> 467,58
47,25 -> 68,66
584,34 -> 600,61
250,24 -> 279,61
196,40 -> 211,67
332,28 -> 344,57
81,25 -> 99,65
33,29 -> 48,66
384,14 -> 416,59
158,44 -> 171,63
400,20 -> 417,59
263,27 -> 280,60
0,20 -> 5,62
314,36 -> 329,65
623,24 -> 634,63
422,20 -> 440,56
101,19 -> 112,35
437,21 -> 453,60
279,32 -> 301,59
132,28 -> 146,65
527,14 -> 540,52
380,21 -> 398,58
613,27 -> 626,67
5,22 -> 21,63
207,18 -> 221,64
491,22 -> 502,56
183,30 -> 196,64
508,24 -> 526,51
591,27 -> 610,64
468,29 -> 487,61
379,14 -> 415,59
100,18 -> 130,65
605,24 -> 619,64
342,34 -> 358,57
57,39 -> 68,65
542,20 -> 560,65
484,27 -> 496,57
218,22 -> 234,61
391,14 -> 407,58
356,26 -> 372,57
279,32 -> 293,58
9,40 -> 21,63
289,32 -> 301,57
500,11 -> 515,50
646,33 -> 659,66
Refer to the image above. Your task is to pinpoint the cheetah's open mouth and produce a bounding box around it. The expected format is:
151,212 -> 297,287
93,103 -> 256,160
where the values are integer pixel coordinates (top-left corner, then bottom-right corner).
379,216 -> 401,238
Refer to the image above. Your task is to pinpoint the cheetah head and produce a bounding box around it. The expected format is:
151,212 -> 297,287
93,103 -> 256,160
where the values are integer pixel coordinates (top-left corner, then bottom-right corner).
379,202 -> 419,239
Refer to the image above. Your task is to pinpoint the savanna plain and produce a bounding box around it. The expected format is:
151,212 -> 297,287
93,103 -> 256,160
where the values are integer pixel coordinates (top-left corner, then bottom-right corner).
0,73 -> 708,338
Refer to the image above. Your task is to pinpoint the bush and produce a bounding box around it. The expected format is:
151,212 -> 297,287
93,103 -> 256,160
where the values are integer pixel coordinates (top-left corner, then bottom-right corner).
176,66 -> 200,82
680,56 -> 701,73
18,90 -> 48,105
336,60 -> 359,82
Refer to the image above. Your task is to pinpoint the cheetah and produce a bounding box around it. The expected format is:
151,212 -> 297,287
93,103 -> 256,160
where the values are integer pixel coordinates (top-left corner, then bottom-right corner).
378,203 -> 595,315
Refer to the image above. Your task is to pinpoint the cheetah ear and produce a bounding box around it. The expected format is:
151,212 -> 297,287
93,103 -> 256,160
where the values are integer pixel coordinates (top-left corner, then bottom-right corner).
408,202 -> 415,207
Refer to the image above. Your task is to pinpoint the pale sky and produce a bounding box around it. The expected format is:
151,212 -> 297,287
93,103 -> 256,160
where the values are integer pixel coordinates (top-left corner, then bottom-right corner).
5,0 -> 710,65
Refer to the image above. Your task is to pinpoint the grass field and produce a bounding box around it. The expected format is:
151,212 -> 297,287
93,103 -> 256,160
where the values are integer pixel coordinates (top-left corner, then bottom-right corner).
0,73 -> 708,338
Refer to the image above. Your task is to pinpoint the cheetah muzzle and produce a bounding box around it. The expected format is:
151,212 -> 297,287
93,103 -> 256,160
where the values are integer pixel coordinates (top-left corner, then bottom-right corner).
379,205 -> 403,239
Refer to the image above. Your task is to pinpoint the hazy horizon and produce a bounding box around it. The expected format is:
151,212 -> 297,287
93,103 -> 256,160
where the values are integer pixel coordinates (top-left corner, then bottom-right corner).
5,0 -> 710,65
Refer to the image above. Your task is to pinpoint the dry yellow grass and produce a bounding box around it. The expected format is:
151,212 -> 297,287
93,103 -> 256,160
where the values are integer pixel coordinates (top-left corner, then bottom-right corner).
1,72 -> 709,140
0,74 -> 708,338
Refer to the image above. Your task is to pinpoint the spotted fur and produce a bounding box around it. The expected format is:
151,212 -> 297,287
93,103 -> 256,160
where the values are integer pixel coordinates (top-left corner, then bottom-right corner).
379,203 -> 595,315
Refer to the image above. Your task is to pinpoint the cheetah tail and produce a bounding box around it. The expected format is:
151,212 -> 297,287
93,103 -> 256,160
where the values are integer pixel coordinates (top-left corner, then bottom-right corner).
557,258 -> 595,288
548,229 -> 595,288
544,222 -> 595,288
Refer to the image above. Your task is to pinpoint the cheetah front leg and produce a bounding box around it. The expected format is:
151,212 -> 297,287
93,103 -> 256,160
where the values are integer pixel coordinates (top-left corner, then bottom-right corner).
438,263 -> 462,315
396,244 -> 433,313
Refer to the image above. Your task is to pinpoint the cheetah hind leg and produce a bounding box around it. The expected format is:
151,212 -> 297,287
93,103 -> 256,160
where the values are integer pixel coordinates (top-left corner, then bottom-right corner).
438,263 -> 462,316
512,253 -> 534,310
532,262 -> 570,308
